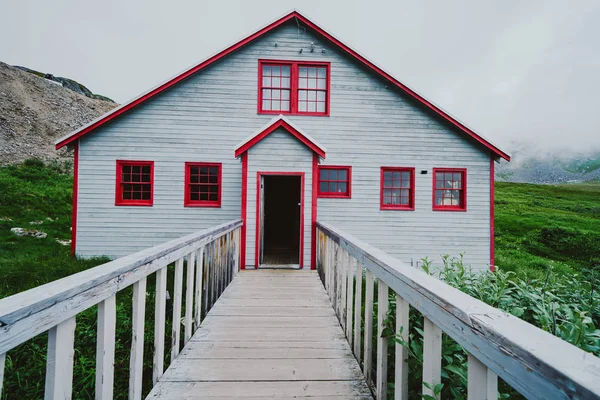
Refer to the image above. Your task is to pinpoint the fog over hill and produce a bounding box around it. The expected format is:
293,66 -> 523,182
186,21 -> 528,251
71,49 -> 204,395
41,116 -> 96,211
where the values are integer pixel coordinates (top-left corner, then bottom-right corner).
496,141 -> 600,184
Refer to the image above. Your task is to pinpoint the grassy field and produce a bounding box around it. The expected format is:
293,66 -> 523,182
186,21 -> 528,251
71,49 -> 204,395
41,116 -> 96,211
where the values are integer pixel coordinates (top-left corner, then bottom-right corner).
0,160 -> 599,398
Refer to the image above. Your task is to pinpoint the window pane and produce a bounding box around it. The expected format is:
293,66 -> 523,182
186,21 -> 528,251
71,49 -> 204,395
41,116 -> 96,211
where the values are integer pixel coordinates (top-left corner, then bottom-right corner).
329,170 -> 337,180
317,67 -> 327,78
317,78 -> 326,89
282,90 -> 290,100
308,91 -> 316,101
282,65 -> 290,77
320,182 -> 328,192
299,67 -> 307,77
262,77 -> 270,87
298,90 -> 307,101
329,182 -> 338,192
272,89 -> 280,99
142,166 -> 150,174
320,169 -> 329,180
308,78 -> 316,89
281,101 -> 290,111
317,91 -> 326,101
262,65 -> 271,76
272,101 -> 280,111
272,77 -> 280,87
298,102 -> 306,112
338,183 -> 347,194
338,170 -> 347,180
307,102 -> 316,112
299,78 -> 307,88
262,99 -> 270,110
262,89 -> 271,99
317,102 -> 325,112
282,78 -> 290,88
122,165 -> 131,174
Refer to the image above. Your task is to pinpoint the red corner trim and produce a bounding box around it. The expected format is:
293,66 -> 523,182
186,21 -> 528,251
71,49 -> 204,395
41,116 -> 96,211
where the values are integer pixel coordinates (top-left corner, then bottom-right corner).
71,141 -> 79,256
490,156 -> 495,271
55,11 -> 509,161
235,118 -> 326,158
311,153 -> 318,269
240,153 -> 248,269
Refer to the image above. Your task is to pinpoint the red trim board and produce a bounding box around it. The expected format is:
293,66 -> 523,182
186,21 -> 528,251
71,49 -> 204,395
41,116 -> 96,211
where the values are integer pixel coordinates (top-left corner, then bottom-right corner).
255,171 -> 305,269
55,11 -> 509,162
235,117 -> 326,158
71,141 -> 79,256
240,154 -> 248,269
490,156 -> 495,271
311,154 -> 318,269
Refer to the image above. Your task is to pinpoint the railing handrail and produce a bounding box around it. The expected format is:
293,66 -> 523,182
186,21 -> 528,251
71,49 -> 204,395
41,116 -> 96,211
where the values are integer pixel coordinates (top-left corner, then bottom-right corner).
316,221 -> 600,399
0,219 -> 243,354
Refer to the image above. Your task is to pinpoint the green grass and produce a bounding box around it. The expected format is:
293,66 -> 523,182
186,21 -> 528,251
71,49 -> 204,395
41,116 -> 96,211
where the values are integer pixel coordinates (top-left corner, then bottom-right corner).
495,181 -> 600,280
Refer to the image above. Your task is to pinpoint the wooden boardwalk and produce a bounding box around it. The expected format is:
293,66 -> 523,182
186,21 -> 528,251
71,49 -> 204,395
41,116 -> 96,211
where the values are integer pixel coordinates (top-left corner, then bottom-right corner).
147,269 -> 373,399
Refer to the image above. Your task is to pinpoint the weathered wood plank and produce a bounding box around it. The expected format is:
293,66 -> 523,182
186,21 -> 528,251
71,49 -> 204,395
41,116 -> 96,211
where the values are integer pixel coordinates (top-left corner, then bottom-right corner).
194,246 -> 204,330
395,294 -> 409,400
160,358 -> 364,381
191,327 -> 345,342
346,253 -> 354,343
207,305 -> 336,317
179,345 -> 351,359
171,258 -> 184,362
199,315 -> 339,328
153,267 -> 167,385
376,281 -> 389,399
96,295 -> 116,400
147,380 -> 372,399
184,252 -> 195,343
129,277 -> 146,400
0,353 -> 5,399
353,261 -> 363,361
45,317 -> 76,400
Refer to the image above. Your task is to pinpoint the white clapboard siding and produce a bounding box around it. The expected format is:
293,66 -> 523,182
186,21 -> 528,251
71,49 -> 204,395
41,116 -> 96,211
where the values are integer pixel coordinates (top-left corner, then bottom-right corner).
96,295 -> 116,400
45,317 -> 76,399
76,21 -> 491,270
129,277 -> 147,400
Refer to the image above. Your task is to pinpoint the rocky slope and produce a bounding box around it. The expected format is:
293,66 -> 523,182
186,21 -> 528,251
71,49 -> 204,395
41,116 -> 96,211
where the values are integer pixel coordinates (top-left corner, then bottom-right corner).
0,61 -> 117,164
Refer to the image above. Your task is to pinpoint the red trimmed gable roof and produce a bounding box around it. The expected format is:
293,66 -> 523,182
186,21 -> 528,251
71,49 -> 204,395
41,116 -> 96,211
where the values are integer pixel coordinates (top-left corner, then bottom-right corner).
55,10 -> 510,161
235,116 -> 326,158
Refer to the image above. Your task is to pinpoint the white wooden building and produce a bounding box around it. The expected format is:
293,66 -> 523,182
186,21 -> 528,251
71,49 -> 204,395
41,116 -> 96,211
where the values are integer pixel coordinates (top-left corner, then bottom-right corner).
56,10 -> 510,270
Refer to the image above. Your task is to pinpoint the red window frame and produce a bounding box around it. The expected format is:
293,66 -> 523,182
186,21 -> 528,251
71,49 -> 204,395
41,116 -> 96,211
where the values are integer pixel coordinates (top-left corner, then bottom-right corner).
258,59 -> 330,116
432,168 -> 467,211
184,162 -> 222,207
115,160 -> 154,206
317,166 -> 351,198
380,167 -> 415,210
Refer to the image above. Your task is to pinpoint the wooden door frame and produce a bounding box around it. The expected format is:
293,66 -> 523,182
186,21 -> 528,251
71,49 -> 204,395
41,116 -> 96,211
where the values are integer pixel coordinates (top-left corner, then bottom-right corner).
255,171 -> 305,269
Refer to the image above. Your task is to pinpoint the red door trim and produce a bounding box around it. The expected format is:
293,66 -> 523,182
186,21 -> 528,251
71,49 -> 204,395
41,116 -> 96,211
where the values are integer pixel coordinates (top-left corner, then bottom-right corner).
310,154 -> 318,269
255,171 -> 305,269
490,156 -> 495,271
240,154 -> 248,269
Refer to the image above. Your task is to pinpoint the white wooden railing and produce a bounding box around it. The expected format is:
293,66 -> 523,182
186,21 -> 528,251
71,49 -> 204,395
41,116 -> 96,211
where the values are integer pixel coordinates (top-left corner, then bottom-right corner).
0,219 -> 242,399
316,221 -> 600,400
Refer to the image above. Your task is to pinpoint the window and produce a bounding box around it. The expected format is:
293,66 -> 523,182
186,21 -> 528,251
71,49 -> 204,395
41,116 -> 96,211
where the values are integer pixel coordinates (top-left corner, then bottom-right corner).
115,160 -> 154,206
185,162 -> 222,207
380,167 -> 415,210
433,168 -> 466,211
258,60 -> 330,116
318,166 -> 351,198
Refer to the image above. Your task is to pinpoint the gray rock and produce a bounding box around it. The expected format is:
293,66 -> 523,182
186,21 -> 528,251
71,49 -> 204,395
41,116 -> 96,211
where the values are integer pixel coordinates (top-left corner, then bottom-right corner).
11,227 -> 47,238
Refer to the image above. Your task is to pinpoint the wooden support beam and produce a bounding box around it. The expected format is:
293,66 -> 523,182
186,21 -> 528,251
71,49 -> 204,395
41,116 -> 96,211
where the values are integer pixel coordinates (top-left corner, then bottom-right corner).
353,261 -> 363,361
171,258 -> 184,362
346,254 -> 354,344
194,246 -> 205,330
184,252 -> 195,343
423,317 -> 442,398
363,270 -> 374,384
468,353 -> 498,400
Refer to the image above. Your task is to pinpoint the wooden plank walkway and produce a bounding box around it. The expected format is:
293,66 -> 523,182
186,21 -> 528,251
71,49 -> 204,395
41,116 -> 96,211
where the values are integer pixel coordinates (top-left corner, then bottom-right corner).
147,270 -> 373,399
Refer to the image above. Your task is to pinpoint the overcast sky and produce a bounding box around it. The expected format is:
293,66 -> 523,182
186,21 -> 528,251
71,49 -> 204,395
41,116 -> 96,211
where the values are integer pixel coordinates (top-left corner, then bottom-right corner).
2,0 -> 599,153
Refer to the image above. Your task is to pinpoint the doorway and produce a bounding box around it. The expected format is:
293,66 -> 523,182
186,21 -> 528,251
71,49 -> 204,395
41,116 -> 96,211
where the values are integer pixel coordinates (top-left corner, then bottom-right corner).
257,173 -> 304,267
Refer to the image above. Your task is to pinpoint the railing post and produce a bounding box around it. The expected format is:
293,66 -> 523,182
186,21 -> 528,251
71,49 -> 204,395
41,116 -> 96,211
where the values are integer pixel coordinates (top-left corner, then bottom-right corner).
363,269 -> 374,383
184,252 -> 195,343
345,254 -> 354,343
353,260 -> 363,361
194,246 -> 205,330
153,266 -> 167,384
340,249 -> 348,330
423,317 -> 442,398
45,316 -> 76,399
468,353 -> 498,400
395,294 -> 409,400
0,353 -> 4,399
96,295 -> 116,400
171,257 -> 184,362
129,277 -> 147,400
376,281 -> 389,399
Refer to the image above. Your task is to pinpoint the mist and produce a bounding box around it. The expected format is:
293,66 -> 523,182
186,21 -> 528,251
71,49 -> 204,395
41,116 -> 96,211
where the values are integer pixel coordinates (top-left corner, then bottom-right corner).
1,0 -> 599,153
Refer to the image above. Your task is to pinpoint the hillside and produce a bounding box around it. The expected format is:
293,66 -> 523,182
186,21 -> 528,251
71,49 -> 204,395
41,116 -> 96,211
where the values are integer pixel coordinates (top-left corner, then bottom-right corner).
0,61 -> 117,164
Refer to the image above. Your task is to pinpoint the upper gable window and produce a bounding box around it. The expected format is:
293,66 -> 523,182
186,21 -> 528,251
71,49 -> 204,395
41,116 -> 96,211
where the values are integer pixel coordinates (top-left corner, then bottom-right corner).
258,60 -> 330,116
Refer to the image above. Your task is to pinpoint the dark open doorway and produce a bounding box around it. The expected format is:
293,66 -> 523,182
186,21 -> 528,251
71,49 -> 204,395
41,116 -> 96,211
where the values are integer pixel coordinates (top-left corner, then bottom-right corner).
259,174 -> 302,266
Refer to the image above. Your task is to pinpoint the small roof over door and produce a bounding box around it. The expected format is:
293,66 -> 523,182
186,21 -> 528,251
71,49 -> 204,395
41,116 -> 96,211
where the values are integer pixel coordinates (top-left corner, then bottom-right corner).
234,115 -> 327,158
